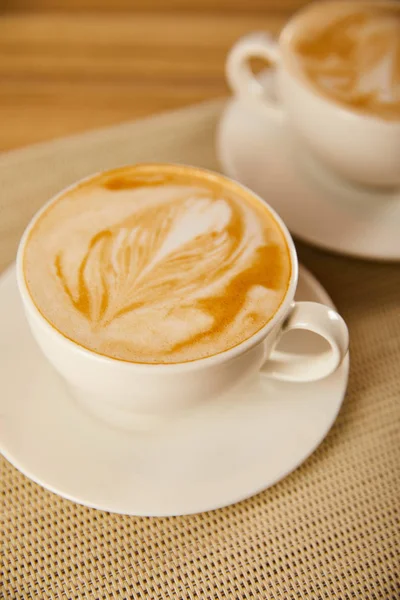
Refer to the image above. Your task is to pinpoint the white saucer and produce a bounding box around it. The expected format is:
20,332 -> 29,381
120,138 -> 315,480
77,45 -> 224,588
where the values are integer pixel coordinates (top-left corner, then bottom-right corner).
0,264 -> 349,516
217,92 -> 400,261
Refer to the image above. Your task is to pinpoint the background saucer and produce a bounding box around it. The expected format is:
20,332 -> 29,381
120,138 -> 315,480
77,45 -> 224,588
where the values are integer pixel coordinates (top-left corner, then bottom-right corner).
217,88 -> 400,261
0,265 -> 349,516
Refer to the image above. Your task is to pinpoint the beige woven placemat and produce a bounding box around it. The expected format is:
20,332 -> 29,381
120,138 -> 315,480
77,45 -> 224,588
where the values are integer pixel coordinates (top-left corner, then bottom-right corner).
1,100 -> 399,600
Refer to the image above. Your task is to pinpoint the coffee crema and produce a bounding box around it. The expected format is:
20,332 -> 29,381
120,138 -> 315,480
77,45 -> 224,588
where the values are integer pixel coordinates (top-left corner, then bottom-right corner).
287,1 -> 400,120
23,165 -> 291,364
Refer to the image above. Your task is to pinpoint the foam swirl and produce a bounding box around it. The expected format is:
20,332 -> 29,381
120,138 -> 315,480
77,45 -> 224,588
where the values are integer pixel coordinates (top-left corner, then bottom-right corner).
55,195 -> 246,327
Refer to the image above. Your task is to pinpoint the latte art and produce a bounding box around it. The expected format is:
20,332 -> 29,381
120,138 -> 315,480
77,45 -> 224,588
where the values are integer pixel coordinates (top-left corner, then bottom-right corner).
23,165 -> 291,363
290,2 -> 400,120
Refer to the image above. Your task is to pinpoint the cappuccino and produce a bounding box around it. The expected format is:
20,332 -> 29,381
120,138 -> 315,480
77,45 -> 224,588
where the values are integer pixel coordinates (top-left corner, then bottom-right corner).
288,1 -> 400,120
23,165 -> 291,364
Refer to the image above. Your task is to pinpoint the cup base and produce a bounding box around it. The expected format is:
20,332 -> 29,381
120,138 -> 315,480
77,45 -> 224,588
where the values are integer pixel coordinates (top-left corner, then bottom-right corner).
67,383 -> 170,431
66,374 -> 256,432
297,139 -> 400,197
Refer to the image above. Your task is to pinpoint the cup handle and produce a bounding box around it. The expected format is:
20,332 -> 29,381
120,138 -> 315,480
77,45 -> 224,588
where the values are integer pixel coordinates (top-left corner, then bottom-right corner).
261,302 -> 349,383
226,32 -> 284,119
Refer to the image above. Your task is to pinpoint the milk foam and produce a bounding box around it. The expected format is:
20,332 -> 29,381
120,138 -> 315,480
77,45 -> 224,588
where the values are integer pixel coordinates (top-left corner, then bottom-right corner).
23,166 -> 291,363
292,2 -> 400,120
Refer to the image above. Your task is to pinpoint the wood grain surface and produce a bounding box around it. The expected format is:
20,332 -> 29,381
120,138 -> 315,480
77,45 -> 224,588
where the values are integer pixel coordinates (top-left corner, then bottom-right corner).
0,1 -> 307,151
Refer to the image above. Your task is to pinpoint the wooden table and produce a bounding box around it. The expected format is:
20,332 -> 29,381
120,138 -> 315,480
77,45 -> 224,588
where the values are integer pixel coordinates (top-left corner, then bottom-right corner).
0,1 -> 307,151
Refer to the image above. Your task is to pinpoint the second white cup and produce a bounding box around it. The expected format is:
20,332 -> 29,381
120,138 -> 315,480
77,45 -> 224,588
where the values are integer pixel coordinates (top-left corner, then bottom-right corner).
226,2 -> 400,189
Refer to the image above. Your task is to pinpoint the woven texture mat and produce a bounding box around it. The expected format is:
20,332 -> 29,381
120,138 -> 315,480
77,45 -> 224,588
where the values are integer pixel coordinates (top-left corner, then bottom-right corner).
1,100 -> 399,600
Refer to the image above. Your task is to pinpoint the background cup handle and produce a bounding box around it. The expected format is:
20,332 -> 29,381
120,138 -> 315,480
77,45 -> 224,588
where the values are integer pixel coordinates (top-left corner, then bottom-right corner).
226,31 -> 284,119
261,302 -> 349,383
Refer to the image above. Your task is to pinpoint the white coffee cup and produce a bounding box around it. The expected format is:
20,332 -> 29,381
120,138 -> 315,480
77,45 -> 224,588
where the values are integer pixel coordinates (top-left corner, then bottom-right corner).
226,3 -> 400,189
17,171 -> 349,430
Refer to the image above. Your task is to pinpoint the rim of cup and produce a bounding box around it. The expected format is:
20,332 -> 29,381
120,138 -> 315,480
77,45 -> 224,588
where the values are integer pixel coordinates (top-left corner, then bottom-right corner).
16,163 -> 299,373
